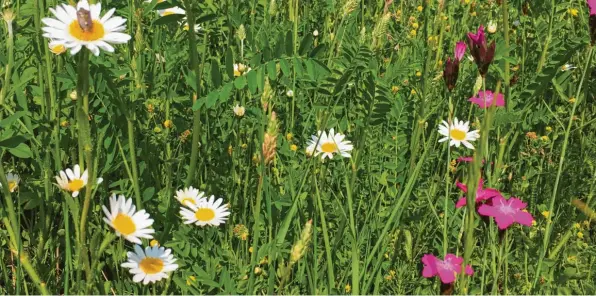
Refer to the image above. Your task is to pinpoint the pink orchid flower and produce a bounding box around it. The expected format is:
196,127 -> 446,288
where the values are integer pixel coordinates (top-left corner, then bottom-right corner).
469,90 -> 505,108
455,41 -> 467,62
478,196 -> 534,230
589,0 -> 596,44
589,0 -> 596,15
467,25 -> 496,76
422,254 -> 474,284
467,25 -> 486,45
455,179 -> 502,208
457,156 -> 474,163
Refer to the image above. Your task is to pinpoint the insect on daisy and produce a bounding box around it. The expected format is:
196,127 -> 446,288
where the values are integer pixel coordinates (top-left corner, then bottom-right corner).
102,194 -> 155,244
438,118 -> 480,150
180,195 -> 231,226
305,128 -> 353,160
0,173 -> 20,193
121,244 -> 179,285
175,186 -> 205,207
41,0 -> 131,56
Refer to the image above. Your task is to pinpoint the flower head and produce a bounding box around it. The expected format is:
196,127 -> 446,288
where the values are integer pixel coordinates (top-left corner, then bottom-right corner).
305,128 -> 353,160
157,7 -> 185,17
455,41 -> 467,61
455,179 -> 502,208
467,25 -> 496,76
48,40 -> 66,55
102,194 -> 155,244
179,195 -> 230,226
589,0 -> 596,15
42,0 -> 131,56
233,63 -> 251,77
421,254 -> 474,284
469,90 -> 505,108
561,63 -> 577,71
55,164 -> 88,197
443,57 -> 459,92
233,104 -> 245,117
1,173 -> 20,193
438,118 -> 480,150
121,244 -> 178,285
478,196 -> 534,229
175,186 -> 205,207
487,21 -> 497,34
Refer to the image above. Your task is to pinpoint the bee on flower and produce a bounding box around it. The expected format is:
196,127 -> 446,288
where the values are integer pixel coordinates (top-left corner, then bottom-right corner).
41,0 -> 132,56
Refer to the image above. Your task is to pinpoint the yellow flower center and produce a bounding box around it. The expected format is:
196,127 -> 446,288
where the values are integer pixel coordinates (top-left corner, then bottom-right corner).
68,20 -> 105,41
194,208 -> 215,222
50,44 -> 66,55
321,142 -> 337,153
139,257 -> 164,275
181,197 -> 196,205
163,11 -> 174,16
450,129 -> 467,141
112,213 -> 136,235
184,24 -> 190,31
67,179 -> 85,192
8,181 -> 17,192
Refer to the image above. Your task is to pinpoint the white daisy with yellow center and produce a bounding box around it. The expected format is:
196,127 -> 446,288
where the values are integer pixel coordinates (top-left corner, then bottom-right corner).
121,244 -> 178,285
175,186 -> 205,207
233,63 -> 251,77
41,0 -> 131,56
102,194 -> 155,244
158,7 -> 186,17
0,173 -> 20,193
55,165 -> 89,197
438,117 -> 480,150
182,22 -> 201,33
180,195 -> 230,226
306,128 -> 353,160
48,40 -> 66,55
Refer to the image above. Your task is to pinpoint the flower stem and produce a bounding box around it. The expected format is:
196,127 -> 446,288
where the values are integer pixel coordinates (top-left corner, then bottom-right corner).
533,46 -> 594,289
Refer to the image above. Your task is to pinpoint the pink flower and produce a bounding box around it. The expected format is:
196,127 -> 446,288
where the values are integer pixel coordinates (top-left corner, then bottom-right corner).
469,90 -> 505,108
478,196 -> 534,229
457,156 -> 474,163
467,25 -> 486,45
467,25 -> 496,76
422,254 -> 474,284
455,41 -> 467,61
455,179 -> 502,208
589,0 -> 596,15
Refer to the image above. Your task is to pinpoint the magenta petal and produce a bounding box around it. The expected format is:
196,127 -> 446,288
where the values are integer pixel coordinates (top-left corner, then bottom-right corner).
457,156 -> 474,162
455,197 -> 467,208
455,41 -> 467,61
456,181 -> 468,193
421,254 -> 438,278
465,265 -> 474,276
589,0 -> 596,15
477,188 -> 502,201
478,203 -> 496,217
445,254 -> 463,265
508,197 -> 527,209
494,214 -> 515,230
515,211 -> 534,227
437,268 -> 457,284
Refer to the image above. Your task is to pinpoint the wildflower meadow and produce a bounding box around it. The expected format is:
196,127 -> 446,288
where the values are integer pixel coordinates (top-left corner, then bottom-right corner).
1,0 -> 596,294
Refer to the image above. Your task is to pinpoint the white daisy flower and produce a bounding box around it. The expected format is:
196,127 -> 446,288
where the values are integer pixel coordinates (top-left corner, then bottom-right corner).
41,0 -> 131,56
437,117 -> 480,150
0,173 -> 20,193
561,63 -> 577,72
102,194 -> 155,244
306,128 -> 353,160
121,244 -> 179,285
180,195 -> 230,226
55,164 -> 88,197
182,21 -> 201,33
175,186 -> 205,207
233,104 -> 245,117
157,7 -> 185,17
48,40 -> 66,55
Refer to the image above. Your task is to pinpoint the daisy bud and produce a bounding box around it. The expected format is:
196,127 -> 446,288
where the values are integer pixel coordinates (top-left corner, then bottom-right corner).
443,57 -> 459,92
286,89 -> 294,97
233,104 -> 245,117
70,90 -> 78,101
487,20 -> 497,34
313,29 -> 319,37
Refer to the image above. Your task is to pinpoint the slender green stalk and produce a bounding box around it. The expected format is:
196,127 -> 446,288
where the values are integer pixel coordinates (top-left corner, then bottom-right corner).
536,0 -> 556,73
314,177 -> 336,293
533,46 -> 594,289
127,119 -> 142,207
183,0 -> 204,187
0,8 -> 15,107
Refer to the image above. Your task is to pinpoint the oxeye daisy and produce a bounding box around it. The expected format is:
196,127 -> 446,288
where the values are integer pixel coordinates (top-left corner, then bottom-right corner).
306,128 -> 353,160
158,7 -> 185,17
121,244 -> 179,285
102,194 -> 155,244
0,173 -> 20,193
180,195 -> 230,226
438,118 -> 480,150
55,164 -> 88,197
41,0 -> 131,56
48,40 -> 66,55
175,186 -> 205,207
182,21 -> 201,33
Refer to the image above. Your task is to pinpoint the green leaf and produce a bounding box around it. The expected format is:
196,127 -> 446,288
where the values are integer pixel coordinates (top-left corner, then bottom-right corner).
8,143 -> 33,158
0,135 -> 30,149
210,59 -> 222,87
298,34 -> 313,56
153,14 -> 185,26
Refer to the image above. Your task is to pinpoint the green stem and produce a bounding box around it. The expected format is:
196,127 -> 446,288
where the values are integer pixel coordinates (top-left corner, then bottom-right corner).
536,0 -> 556,73
0,12 -> 14,107
533,46 -> 594,289
314,176 -> 336,293
128,119 -> 142,207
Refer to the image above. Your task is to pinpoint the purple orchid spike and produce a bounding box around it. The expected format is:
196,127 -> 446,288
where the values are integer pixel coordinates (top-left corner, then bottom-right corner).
467,26 -> 496,76
455,41 -> 467,61
443,57 -> 460,92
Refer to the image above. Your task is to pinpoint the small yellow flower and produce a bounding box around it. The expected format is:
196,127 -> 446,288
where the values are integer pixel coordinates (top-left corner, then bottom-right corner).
249,246 -> 254,253
415,71 -> 422,77
286,133 -> 293,141
577,231 -> 584,239
69,90 -> 78,101
532,220 -> 537,226
541,211 -> 550,219
150,239 -> 159,247
147,104 -> 155,113
568,8 -> 579,17
568,97 -> 576,104
163,120 -> 174,129
391,86 -> 399,94
186,275 -> 196,286
567,255 -> 577,263
254,267 -> 262,275
541,135 -> 549,142
345,283 -> 351,293
417,6 -> 423,12
410,29 -> 417,37
471,11 -> 477,17
464,0 -> 471,4
411,89 -> 417,95
545,126 -> 552,132
228,145 -> 233,156
241,143 -> 248,149
438,60 -> 443,66
583,220 -> 590,228
574,223 -> 581,229
154,126 -> 162,133
60,120 -> 70,127
384,274 -> 393,281
290,144 -> 298,151
439,212 -> 444,218
412,22 -> 419,29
